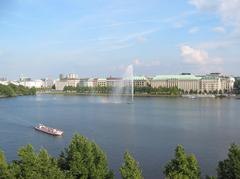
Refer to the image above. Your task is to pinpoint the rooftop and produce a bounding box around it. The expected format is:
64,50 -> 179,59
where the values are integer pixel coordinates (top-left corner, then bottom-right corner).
153,75 -> 202,81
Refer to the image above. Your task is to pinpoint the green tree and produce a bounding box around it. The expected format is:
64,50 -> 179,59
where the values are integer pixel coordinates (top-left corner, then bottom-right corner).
11,144 -> 65,179
58,134 -> 112,179
205,176 -> 216,179
217,143 -> 240,179
234,77 -> 240,94
164,145 -> 201,179
0,150 -> 14,179
0,84 -> 16,97
120,151 -> 143,179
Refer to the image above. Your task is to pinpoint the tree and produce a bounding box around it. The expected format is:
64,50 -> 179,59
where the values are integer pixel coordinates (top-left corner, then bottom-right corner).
234,77 -> 240,94
0,150 -> 14,179
120,151 -> 143,179
11,144 -> 65,179
52,84 -> 56,89
164,145 -> 201,179
0,84 -> 16,97
58,134 -> 113,179
205,176 -> 216,179
217,143 -> 240,179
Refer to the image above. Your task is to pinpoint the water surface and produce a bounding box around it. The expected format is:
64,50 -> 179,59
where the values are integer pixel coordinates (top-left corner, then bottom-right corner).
0,95 -> 240,178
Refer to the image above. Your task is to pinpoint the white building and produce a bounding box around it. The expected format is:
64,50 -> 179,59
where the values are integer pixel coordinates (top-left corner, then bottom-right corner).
106,77 -> 122,87
55,80 -> 68,91
55,73 -> 80,90
150,73 -> 235,93
97,78 -> 107,87
87,78 -> 98,87
19,80 -> 44,88
79,78 -> 89,87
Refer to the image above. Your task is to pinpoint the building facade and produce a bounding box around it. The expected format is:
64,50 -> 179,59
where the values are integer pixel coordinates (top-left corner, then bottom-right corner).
87,78 -> 98,87
55,73 -> 80,90
97,78 -> 107,87
106,77 -> 122,87
79,78 -> 89,87
151,74 -> 235,93
133,76 -> 150,87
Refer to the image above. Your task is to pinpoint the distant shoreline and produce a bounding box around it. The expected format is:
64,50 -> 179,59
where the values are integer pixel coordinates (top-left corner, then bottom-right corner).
37,91 -> 181,97
0,95 -> 7,98
36,91 -> 240,98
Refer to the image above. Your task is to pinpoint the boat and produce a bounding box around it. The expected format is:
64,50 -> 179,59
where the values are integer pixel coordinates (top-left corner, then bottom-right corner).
34,124 -> 64,136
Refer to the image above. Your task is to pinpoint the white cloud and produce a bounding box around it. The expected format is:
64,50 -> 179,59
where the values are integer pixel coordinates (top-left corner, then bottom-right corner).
219,0 -> 240,24
180,45 -> 223,65
189,0 -> 240,34
211,26 -> 226,33
133,59 -> 161,67
188,0 -> 219,10
189,26 -> 200,34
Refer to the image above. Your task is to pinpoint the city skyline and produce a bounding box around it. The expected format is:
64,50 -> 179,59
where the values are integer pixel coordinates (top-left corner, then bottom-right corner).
1,0 -> 240,79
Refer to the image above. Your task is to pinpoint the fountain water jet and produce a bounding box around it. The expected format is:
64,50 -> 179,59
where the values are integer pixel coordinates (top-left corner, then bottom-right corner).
110,65 -> 134,103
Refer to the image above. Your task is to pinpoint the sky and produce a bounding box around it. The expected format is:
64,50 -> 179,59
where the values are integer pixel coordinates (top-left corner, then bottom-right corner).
0,0 -> 240,79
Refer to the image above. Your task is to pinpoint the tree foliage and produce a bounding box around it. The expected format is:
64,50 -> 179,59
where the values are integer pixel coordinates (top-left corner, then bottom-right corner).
217,143 -> 240,179
164,145 -> 201,179
120,151 -> 143,179
11,144 -> 65,179
0,150 -> 14,179
58,134 -> 113,179
234,77 -> 240,94
62,85 -> 182,96
0,84 -> 36,97
134,86 -> 182,95
2,134 -> 240,179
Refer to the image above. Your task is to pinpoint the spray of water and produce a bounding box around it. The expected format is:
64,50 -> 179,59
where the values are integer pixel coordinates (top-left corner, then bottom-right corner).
110,65 -> 134,103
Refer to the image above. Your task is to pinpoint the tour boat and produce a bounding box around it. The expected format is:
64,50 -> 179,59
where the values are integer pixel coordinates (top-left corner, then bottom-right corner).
34,124 -> 64,136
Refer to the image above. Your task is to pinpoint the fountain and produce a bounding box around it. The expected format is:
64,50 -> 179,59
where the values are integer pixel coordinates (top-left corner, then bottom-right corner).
110,65 -> 134,103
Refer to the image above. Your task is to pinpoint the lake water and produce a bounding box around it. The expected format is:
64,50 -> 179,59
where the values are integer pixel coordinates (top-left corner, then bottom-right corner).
0,95 -> 240,178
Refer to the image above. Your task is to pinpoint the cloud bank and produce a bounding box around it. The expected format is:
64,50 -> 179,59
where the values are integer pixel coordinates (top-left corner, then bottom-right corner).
180,45 -> 222,65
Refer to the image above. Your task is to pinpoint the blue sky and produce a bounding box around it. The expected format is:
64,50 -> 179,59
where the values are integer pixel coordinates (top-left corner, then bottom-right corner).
0,0 -> 240,79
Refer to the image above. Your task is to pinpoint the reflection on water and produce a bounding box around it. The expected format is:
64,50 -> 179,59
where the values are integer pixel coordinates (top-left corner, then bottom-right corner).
0,95 -> 240,178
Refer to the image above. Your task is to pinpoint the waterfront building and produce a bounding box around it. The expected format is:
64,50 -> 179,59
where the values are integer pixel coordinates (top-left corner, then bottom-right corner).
79,78 -> 89,87
151,73 -> 235,93
151,74 -> 201,92
55,73 -> 80,90
220,77 -> 235,93
97,78 -> 107,87
200,73 -> 235,93
19,80 -> 44,88
10,81 -> 20,86
59,74 -> 65,80
200,75 -> 221,93
67,73 -> 79,79
0,81 -> 9,85
41,78 -> 54,88
0,77 -> 8,85
55,80 -> 68,91
106,77 -> 122,87
87,78 -> 98,87
133,76 -> 150,87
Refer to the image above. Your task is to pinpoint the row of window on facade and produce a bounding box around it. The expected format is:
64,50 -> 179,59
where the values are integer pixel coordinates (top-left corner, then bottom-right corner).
55,74 -> 235,93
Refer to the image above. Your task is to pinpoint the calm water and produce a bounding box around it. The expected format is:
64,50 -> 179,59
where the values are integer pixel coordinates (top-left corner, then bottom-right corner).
0,95 -> 240,178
